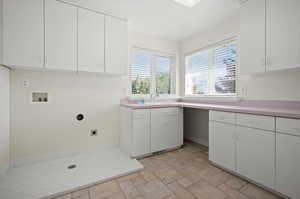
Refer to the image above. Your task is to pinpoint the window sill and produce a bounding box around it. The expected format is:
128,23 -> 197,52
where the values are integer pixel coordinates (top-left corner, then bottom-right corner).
127,95 -> 180,101
183,95 -> 241,102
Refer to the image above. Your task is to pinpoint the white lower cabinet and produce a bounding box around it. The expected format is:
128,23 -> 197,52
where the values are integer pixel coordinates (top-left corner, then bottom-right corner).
276,133 -> 300,199
209,111 -> 277,192
120,107 -> 183,158
209,121 -> 236,171
236,126 -> 275,189
276,117 -> 300,199
132,110 -> 151,157
150,108 -> 183,153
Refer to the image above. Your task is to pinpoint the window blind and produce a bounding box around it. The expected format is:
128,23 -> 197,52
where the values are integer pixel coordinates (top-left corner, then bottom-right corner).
185,40 -> 237,96
131,50 -> 152,94
130,49 -> 176,95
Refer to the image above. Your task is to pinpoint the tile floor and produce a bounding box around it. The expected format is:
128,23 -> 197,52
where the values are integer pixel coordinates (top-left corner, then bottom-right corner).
53,142 -> 283,199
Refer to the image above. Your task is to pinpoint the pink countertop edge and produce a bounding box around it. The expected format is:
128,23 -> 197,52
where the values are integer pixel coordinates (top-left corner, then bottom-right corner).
120,102 -> 300,119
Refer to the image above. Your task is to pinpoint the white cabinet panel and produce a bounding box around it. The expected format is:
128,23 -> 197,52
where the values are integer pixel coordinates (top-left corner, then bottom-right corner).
276,117 -> 300,137
208,121 -> 215,162
266,0 -> 300,71
209,111 -> 236,124
3,0 -> 44,68
240,0 -> 266,75
45,0 -> 77,71
105,16 -> 128,74
151,108 -> 181,152
132,110 -> 150,157
78,8 -> 105,73
236,126 -> 275,188
210,121 -> 236,171
236,113 -> 275,131
276,133 -> 300,199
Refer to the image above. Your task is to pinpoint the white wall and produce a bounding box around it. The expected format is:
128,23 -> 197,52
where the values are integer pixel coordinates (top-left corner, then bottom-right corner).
184,108 -> 209,146
0,66 -> 10,172
9,31 -> 180,164
180,14 -> 300,101
0,0 -> 2,64
10,70 -> 127,164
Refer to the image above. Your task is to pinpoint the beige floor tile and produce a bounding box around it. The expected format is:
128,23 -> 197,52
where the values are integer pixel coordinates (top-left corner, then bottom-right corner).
72,189 -> 90,199
55,194 -> 71,199
177,177 -> 194,188
136,180 -> 172,199
177,166 -> 203,184
119,180 -> 140,199
102,192 -> 126,199
154,167 -> 183,184
167,181 -> 196,199
139,170 -> 157,182
240,184 -> 282,199
89,181 -> 121,199
130,175 -> 147,186
188,181 -> 227,199
165,194 -> 180,199
198,166 -> 231,187
218,184 -> 250,199
225,175 -> 248,190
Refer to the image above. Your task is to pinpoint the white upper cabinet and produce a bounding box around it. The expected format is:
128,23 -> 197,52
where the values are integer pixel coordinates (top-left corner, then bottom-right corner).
105,16 -> 128,74
3,0 -> 44,68
78,8 -> 105,73
240,0 -> 266,75
241,0 -> 300,74
266,0 -> 300,71
45,0 -> 77,71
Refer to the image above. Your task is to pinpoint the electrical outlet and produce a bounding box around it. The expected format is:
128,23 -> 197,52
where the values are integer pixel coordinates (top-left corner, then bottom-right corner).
23,80 -> 30,88
90,129 -> 98,136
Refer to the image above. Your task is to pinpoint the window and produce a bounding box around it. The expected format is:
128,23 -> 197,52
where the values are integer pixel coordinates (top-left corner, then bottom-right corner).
130,48 -> 176,95
185,40 -> 237,96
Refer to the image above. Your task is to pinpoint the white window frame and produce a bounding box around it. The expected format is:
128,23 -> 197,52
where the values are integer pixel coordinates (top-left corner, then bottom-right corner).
184,38 -> 238,97
129,47 -> 177,97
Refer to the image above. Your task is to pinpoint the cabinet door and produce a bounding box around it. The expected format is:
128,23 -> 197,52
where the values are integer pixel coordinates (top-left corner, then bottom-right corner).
3,0 -> 44,68
266,0 -> 300,71
45,0 -> 77,71
78,8 -> 105,73
240,0 -> 266,75
151,109 -> 180,152
105,16 -> 128,74
132,110 -> 150,157
210,121 -> 236,171
276,133 -> 300,199
236,126 -> 275,188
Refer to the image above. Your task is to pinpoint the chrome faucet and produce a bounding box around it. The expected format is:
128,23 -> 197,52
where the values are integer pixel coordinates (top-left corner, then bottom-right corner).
150,93 -> 159,101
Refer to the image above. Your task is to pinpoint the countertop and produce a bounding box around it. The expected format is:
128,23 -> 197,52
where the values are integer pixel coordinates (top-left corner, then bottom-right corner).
120,100 -> 300,119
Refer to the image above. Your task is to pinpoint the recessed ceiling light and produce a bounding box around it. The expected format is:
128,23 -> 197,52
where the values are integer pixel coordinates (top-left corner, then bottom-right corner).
173,0 -> 201,7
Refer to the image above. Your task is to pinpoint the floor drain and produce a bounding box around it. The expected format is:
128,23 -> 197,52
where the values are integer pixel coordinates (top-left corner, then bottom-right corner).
68,164 -> 77,169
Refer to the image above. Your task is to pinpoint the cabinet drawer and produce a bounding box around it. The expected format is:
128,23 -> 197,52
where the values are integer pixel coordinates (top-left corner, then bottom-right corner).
236,113 -> 275,131
151,108 -> 179,117
276,118 -> 300,137
133,109 -> 150,119
209,111 -> 236,124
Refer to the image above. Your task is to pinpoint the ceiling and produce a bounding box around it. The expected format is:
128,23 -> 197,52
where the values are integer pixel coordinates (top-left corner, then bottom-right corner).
66,0 -> 240,41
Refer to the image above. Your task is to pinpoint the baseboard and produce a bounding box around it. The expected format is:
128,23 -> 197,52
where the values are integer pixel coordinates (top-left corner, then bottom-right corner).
184,136 -> 208,147
11,144 -> 119,168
